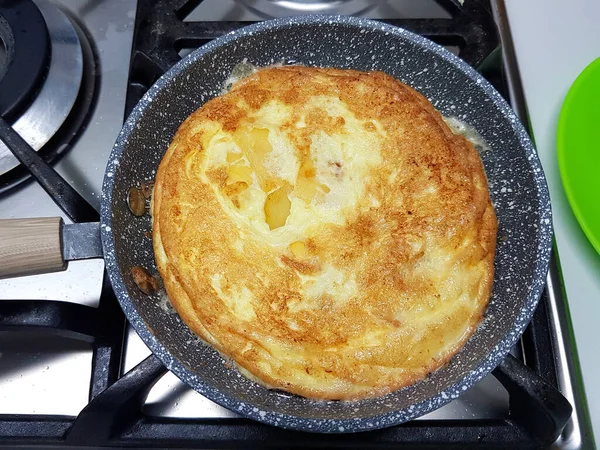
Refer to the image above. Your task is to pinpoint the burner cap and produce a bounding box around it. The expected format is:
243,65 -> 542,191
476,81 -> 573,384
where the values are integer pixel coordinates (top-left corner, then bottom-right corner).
0,0 -> 50,121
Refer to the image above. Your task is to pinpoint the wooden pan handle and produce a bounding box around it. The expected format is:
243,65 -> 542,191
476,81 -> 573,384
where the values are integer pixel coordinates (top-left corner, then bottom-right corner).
0,217 -> 66,279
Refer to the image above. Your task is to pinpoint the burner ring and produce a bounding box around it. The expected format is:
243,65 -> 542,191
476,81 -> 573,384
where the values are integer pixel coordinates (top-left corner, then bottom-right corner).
236,0 -> 376,17
0,0 -> 84,178
0,0 -> 50,120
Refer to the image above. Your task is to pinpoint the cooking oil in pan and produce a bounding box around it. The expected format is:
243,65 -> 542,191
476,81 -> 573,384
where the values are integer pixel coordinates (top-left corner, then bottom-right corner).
443,116 -> 490,154
223,58 -> 303,93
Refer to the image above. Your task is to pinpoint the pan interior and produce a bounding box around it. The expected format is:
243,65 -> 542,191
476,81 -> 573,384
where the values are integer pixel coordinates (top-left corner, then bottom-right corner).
102,17 -> 551,431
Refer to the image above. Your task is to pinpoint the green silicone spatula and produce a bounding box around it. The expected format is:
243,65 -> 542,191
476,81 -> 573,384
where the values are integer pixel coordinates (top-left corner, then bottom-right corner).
557,57 -> 600,255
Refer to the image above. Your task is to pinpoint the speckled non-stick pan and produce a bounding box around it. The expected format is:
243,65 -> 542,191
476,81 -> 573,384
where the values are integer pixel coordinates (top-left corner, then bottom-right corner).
99,16 -> 551,432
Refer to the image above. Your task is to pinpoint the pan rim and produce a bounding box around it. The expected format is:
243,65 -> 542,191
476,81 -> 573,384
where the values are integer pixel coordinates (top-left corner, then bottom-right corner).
100,14 -> 553,433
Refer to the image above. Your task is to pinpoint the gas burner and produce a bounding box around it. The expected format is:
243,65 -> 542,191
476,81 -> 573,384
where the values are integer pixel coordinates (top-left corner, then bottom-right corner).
0,0 -> 49,121
236,0 -> 376,17
0,0 -> 96,193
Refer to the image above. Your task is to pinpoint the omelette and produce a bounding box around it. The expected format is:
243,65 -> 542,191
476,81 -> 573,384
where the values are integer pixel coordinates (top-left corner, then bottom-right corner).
151,66 -> 497,400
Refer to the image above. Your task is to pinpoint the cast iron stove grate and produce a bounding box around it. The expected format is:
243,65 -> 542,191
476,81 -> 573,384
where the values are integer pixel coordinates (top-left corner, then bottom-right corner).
0,0 -> 572,448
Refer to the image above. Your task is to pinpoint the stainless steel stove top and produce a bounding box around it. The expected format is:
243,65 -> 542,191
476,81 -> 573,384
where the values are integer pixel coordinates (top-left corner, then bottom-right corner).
0,0 -> 134,415
0,1 -> 591,448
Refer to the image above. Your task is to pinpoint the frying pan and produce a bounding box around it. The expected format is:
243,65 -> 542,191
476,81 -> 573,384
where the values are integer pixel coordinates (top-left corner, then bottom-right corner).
0,16 -> 553,432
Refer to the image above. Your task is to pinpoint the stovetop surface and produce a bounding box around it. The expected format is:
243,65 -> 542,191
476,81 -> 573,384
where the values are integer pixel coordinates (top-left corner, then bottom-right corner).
0,0 -> 591,448
0,0 -> 136,416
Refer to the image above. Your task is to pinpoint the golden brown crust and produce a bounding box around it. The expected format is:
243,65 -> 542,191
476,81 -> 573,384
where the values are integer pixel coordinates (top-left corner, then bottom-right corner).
152,66 -> 497,400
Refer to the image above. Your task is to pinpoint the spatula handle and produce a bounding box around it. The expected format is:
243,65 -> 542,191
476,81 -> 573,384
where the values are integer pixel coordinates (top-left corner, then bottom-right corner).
0,217 -> 66,279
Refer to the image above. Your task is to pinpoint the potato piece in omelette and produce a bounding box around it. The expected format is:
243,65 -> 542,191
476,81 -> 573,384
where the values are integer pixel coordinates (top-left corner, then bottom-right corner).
151,66 -> 497,400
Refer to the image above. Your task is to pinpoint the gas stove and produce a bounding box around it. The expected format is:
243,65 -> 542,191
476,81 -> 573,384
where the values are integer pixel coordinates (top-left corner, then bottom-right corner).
0,0 -> 593,448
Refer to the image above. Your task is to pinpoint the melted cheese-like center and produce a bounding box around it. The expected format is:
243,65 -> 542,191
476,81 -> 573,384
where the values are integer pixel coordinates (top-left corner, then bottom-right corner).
201,97 -> 382,249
